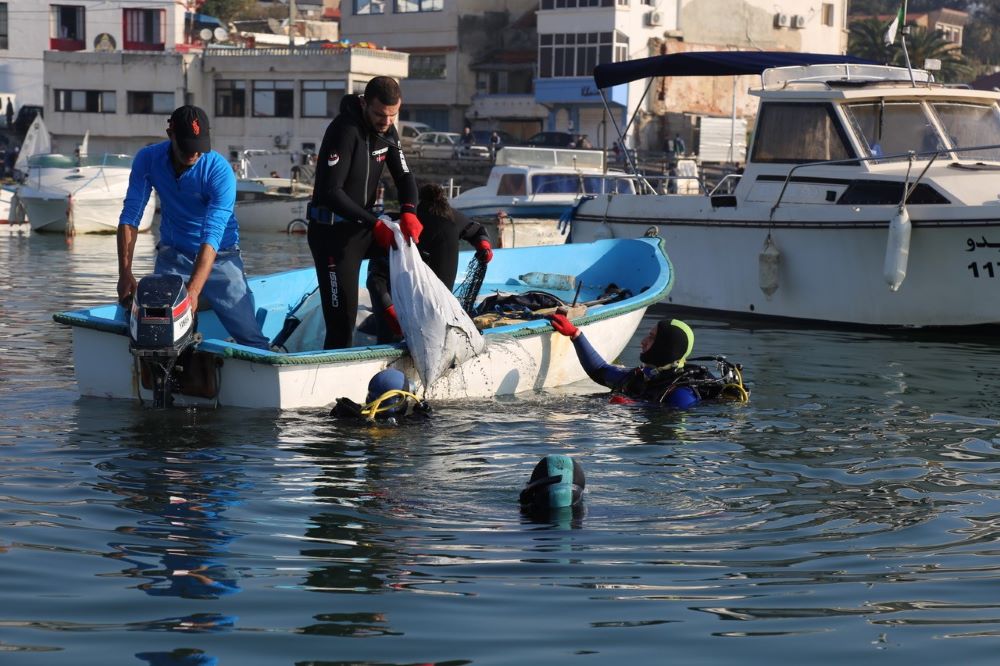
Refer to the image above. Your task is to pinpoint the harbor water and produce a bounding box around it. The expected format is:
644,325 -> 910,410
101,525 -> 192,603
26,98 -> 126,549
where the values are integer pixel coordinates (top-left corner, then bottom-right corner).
3,230 -> 1000,664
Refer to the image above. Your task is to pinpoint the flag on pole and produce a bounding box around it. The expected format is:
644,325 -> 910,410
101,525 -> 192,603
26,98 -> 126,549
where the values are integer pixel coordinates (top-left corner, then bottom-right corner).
883,2 -> 905,46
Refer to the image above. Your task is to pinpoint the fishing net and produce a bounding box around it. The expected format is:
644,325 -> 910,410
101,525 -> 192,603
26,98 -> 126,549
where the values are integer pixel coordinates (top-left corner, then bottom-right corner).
454,255 -> 488,316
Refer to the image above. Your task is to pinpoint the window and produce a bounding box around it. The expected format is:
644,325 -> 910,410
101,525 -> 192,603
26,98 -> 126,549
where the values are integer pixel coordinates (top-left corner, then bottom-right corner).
752,102 -> 853,163
127,91 -> 174,114
496,173 -> 526,196
821,3 -> 834,26
539,31 -> 626,78
123,8 -> 165,51
216,80 -> 246,117
55,89 -> 116,113
395,0 -> 442,12
354,0 -> 384,15
845,101 -> 945,160
301,80 -> 344,118
253,80 -> 294,118
931,102 -> 1000,161
0,4 -> 8,50
410,54 -> 446,80
51,5 -> 85,51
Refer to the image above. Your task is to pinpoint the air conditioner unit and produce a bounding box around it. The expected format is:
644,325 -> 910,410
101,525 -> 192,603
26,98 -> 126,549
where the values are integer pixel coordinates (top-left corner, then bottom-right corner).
774,12 -> 790,28
792,14 -> 806,28
646,10 -> 663,27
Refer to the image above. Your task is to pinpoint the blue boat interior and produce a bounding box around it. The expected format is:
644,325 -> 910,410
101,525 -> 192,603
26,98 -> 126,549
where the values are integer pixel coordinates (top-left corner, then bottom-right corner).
54,238 -> 671,362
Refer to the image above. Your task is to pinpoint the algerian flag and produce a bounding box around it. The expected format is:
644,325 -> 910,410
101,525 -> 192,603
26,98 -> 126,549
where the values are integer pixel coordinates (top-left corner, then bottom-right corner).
883,1 -> 906,46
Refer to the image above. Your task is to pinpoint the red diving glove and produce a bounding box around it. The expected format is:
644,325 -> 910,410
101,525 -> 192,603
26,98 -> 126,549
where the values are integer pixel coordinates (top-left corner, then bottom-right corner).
384,304 -> 402,337
373,218 -> 395,250
475,239 -> 493,263
399,212 -> 423,245
549,313 -> 579,338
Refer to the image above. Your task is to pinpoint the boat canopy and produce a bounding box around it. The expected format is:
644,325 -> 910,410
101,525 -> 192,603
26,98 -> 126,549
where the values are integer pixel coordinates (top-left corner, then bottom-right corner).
593,51 -> 876,89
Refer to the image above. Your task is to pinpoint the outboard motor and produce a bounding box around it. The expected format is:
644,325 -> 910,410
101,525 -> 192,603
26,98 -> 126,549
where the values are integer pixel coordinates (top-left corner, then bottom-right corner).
128,274 -> 201,407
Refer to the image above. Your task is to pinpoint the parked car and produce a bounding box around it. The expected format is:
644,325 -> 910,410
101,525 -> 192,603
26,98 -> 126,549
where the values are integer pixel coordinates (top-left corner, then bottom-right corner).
411,131 -> 490,160
525,131 -> 591,148
398,120 -> 432,150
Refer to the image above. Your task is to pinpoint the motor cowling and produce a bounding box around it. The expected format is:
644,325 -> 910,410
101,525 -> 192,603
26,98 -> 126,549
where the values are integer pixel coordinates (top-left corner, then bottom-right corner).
128,274 -> 200,407
129,274 -> 195,355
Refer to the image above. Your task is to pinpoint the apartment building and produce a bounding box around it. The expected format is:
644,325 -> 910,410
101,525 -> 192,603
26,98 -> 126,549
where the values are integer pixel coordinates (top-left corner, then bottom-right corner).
338,0 -> 848,149
0,0 -> 189,107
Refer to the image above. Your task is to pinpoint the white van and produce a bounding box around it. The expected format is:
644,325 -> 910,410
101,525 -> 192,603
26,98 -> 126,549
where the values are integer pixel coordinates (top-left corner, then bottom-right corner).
398,121 -> 432,150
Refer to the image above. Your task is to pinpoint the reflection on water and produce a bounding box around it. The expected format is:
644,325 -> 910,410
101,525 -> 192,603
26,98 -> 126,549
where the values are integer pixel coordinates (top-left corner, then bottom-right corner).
3,232 -> 1000,663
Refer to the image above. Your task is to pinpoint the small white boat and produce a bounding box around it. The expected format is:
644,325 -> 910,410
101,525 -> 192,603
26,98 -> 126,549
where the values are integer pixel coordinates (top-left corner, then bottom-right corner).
235,177 -> 311,233
569,51 -> 1000,328
451,146 -> 635,248
18,153 -> 155,234
53,237 -> 672,410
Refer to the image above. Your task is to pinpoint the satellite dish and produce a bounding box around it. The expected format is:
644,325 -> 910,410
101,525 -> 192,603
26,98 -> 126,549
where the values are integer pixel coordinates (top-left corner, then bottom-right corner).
199,28 -> 213,42
213,27 -> 228,42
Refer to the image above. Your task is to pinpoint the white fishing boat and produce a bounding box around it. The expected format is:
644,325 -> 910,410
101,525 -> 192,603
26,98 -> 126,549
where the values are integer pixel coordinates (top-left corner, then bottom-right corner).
17,153 -> 155,234
235,177 -> 311,233
568,51 -> 1000,328
451,146 -> 635,248
53,237 -> 672,410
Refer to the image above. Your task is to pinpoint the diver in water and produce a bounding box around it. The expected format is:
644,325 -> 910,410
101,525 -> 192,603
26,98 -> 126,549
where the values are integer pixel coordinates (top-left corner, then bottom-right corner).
548,314 -> 749,407
330,368 -> 431,423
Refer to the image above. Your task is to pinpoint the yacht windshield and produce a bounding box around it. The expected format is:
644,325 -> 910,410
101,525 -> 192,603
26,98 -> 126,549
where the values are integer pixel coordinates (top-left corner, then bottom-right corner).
845,101 -> 945,160
930,102 -> 1000,162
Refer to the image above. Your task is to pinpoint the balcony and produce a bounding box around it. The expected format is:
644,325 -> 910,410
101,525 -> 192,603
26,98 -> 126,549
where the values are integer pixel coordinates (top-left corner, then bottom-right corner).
50,38 -> 85,52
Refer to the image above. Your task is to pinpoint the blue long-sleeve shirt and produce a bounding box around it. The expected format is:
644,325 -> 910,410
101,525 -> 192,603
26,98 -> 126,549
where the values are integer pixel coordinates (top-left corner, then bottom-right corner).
119,142 -> 239,254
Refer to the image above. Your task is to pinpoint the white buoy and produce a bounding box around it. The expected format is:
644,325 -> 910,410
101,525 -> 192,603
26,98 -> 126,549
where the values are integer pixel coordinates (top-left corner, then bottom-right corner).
758,234 -> 780,298
883,206 -> 911,292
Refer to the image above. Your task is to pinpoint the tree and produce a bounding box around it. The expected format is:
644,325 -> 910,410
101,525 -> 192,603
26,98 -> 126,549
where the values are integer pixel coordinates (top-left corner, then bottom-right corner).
199,0 -> 257,24
902,25 -> 970,82
848,17 -> 894,63
849,18 -> 970,83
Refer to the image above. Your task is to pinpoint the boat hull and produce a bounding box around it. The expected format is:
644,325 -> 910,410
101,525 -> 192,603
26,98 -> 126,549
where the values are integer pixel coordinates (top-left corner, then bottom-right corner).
19,187 -> 154,234
235,197 -> 309,233
571,200 -> 1000,327
55,238 -> 672,409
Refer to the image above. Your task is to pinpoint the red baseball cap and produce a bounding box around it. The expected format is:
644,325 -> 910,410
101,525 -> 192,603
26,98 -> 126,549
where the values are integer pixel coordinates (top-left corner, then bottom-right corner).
168,105 -> 211,154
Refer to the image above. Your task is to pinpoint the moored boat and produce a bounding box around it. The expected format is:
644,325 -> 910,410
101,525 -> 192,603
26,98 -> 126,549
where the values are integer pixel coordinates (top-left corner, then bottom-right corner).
53,237 -> 672,409
569,51 -> 1000,328
451,146 -> 635,248
235,177 -> 311,233
18,153 -> 155,234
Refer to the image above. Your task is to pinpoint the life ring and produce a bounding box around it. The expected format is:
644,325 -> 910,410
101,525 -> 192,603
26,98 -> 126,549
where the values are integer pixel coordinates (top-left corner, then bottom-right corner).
286,218 -> 308,234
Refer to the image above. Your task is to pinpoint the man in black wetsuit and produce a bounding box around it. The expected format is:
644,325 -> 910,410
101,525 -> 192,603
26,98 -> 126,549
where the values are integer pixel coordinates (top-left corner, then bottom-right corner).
308,76 -> 421,349
366,183 -> 493,342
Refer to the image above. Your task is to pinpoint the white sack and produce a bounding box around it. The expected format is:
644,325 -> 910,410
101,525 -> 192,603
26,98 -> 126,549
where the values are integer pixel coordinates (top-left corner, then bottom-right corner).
386,219 -> 484,389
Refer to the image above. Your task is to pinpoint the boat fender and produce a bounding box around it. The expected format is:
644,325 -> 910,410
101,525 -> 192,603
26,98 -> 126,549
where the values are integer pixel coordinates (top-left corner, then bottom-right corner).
519,454 -> 585,510
883,206 -> 911,291
758,234 -> 780,298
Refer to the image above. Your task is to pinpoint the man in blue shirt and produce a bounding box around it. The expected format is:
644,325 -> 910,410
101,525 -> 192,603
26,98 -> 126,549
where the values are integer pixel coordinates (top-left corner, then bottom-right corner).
116,105 -> 269,350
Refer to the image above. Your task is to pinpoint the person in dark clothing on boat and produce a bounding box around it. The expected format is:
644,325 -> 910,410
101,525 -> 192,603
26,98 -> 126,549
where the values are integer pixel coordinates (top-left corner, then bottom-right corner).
548,314 -> 749,407
307,76 -> 421,349
366,182 -> 493,343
